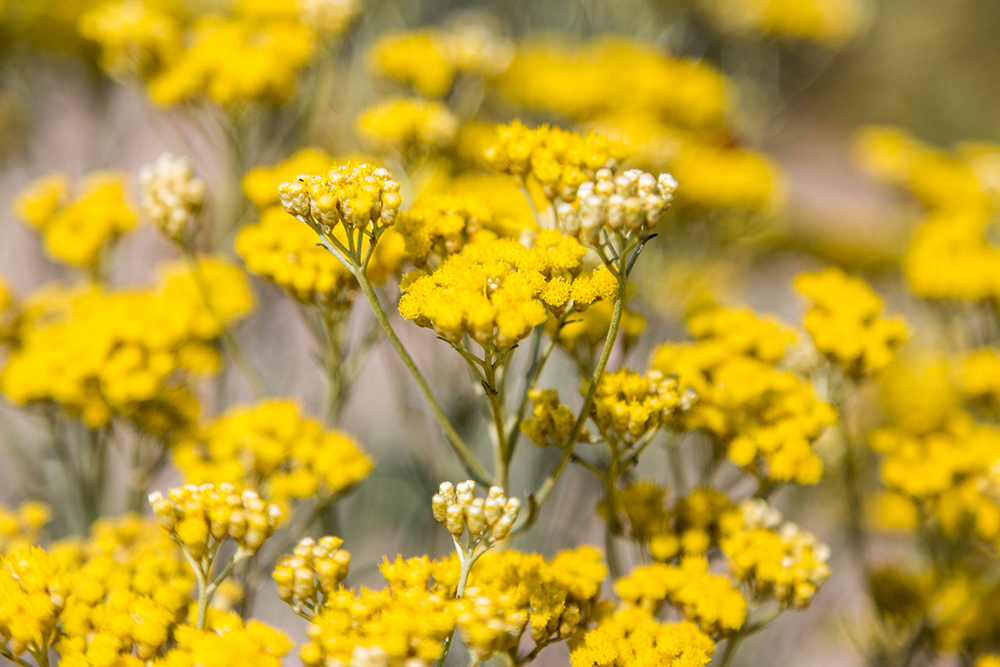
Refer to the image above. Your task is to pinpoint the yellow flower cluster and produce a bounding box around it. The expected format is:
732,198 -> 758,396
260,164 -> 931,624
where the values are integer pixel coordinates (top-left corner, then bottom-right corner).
431,481 -> 520,543
496,39 -> 729,130
300,555 -> 458,667
457,547 -> 607,659
14,171 -> 137,268
956,349 -> 1000,412
0,501 -> 50,554
855,126 -> 1000,302
396,192 -> 531,268
154,612 -> 291,667
279,161 -> 402,232
0,258 -> 252,432
795,267 -> 909,378
355,97 -> 458,155
56,515 -> 195,667
697,0 -> 863,44
399,230 -> 611,348
173,399 -> 374,503
589,369 -> 689,443
870,411 -> 1000,543
521,389 -> 579,448
83,0 -> 324,108
148,483 -> 284,557
652,307 -> 836,484
570,607 -> 715,667
555,167 -> 678,246
367,25 -> 513,97
273,536 -> 351,618
721,500 -> 831,609
240,151 -> 406,305
485,121 -> 631,202
615,558 -> 746,638
0,547 -> 70,662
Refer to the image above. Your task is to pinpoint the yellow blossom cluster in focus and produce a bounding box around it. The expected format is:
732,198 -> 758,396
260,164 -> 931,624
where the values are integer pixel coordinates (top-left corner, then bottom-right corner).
14,171 -> 136,269
588,369 -> 690,443
569,607 -> 715,667
153,611 -> 292,667
173,399 -> 373,503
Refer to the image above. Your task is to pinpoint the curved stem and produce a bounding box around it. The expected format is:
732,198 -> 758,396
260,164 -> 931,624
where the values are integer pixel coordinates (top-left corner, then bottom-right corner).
353,268 -> 491,485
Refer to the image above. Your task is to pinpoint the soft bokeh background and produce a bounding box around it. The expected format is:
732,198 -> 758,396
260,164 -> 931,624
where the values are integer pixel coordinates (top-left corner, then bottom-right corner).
1,0 -> 999,664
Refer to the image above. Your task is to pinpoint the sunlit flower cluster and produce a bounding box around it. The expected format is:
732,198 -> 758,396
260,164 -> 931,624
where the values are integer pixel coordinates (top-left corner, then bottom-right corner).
432,481 -> 520,543
0,258 -> 252,432
148,483 -> 284,557
14,171 -> 136,269
279,162 -> 402,234
588,369 -> 690,443
274,536 -> 351,618
173,399 -> 373,503
796,267 -> 909,378
721,500 -> 831,609
652,307 -> 836,484
615,558 -> 746,638
399,231 -> 610,348
56,516 -> 195,667
154,612 -> 292,667
486,121 -> 631,202
570,607 -> 715,667
0,547 -> 70,663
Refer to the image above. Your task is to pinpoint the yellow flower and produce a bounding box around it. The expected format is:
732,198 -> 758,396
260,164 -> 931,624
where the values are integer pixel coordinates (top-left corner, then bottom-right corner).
0,547 -> 71,660
570,607 -> 715,667
173,399 -> 373,503
243,148 -> 341,210
368,31 -> 455,97
795,267 -> 909,377
13,171 -> 136,268
274,536 -> 351,617
79,0 -> 183,79
588,368 -> 689,443
355,97 -> 458,155
0,502 -> 50,554
698,0 -> 863,44
153,612 -> 291,667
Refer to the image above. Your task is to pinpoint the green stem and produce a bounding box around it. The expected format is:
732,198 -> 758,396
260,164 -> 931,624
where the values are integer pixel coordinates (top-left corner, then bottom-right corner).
353,268 -> 491,485
514,280 -> 626,535
484,351 -> 511,490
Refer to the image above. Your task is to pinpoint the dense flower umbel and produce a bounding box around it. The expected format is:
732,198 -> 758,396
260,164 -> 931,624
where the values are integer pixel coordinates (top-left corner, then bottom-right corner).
0,548 -> 69,662
616,558 -> 747,638
522,389 -> 581,448
153,612 -> 292,667
796,267 -> 909,378
587,368 -> 691,443
138,153 -> 206,240
279,162 -> 402,233
0,258 -> 251,432
173,399 -> 373,503
722,500 -> 831,609
273,536 -> 351,618
486,121 -> 631,202
556,168 -> 678,246
570,607 -> 715,667
149,483 -> 284,557
432,481 -> 520,543
14,171 -> 137,268
55,516 -> 195,667
652,307 -> 836,484
399,231 -> 612,348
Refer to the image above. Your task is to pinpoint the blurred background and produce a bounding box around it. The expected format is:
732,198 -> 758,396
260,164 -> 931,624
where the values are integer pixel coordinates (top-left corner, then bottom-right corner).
1,0 -> 999,664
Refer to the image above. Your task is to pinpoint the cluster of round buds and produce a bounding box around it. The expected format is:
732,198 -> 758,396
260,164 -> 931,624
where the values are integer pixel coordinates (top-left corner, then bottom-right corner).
138,152 -> 206,240
148,483 -> 283,557
432,481 -> 520,543
274,536 -> 350,615
557,169 -> 678,246
278,162 -> 402,233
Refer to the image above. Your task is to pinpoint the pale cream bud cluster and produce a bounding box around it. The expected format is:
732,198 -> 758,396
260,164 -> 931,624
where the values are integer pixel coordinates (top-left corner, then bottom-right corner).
138,152 -> 206,240
148,483 -> 283,557
278,162 -> 402,234
556,169 -> 678,246
432,481 -> 520,543
274,536 -> 350,616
